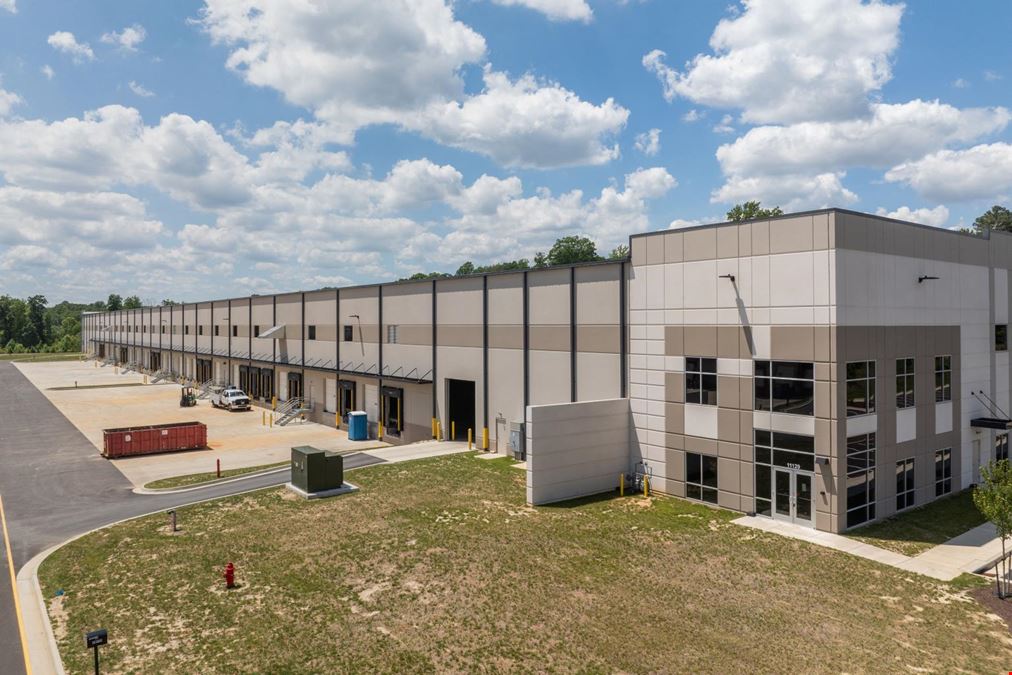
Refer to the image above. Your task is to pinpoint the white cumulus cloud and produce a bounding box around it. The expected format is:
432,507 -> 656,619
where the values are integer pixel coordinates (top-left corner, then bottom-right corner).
0,0 -> 15,13
0,86 -> 22,117
712,172 -> 858,211
875,205 -> 949,227
128,81 -> 155,97
199,0 -> 626,168
643,0 -> 904,124
47,31 -> 95,62
101,24 -> 147,51
885,143 -> 1012,202
634,128 -> 661,156
489,0 -> 592,22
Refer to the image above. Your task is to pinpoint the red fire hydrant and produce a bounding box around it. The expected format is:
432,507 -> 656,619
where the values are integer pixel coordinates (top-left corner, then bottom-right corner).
224,562 -> 235,589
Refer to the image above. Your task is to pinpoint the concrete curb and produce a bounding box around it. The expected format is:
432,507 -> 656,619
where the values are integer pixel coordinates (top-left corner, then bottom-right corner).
132,466 -> 289,495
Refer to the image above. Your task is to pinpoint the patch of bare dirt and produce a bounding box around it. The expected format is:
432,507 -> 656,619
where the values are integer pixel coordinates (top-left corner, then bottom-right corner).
970,585 -> 1012,634
47,595 -> 68,642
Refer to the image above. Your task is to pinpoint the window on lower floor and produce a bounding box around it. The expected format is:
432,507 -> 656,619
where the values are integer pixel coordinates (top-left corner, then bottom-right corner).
934,355 -> 951,402
685,357 -> 717,405
895,357 -> 915,409
846,361 -> 876,416
308,325 -> 317,340
935,448 -> 952,496
998,434 -> 1009,463
754,361 -> 814,416
685,452 -> 718,504
846,433 -> 876,528
896,458 -> 915,511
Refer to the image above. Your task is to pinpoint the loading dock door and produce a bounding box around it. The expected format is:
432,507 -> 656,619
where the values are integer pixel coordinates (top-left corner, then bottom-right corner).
447,379 -> 476,441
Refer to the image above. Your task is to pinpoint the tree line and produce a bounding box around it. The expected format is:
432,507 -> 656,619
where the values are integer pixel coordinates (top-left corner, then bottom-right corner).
0,294 -> 180,354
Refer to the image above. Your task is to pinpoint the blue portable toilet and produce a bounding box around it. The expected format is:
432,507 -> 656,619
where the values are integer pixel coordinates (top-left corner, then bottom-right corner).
348,411 -> 368,441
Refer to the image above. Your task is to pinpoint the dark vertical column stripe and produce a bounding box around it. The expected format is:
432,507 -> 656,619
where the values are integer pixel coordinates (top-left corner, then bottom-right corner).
620,261 -> 627,399
431,279 -> 437,421
570,266 -> 577,403
482,274 -> 489,432
523,270 -> 529,412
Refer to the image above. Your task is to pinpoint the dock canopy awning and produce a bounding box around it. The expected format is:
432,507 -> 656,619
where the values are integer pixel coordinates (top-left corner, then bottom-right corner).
259,324 -> 286,339
971,417 -> 1012,430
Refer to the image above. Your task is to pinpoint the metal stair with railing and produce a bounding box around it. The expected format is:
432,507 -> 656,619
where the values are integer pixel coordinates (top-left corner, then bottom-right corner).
275,397 -> 311,426
151,369 -> 171,384
197,379 -> 217,399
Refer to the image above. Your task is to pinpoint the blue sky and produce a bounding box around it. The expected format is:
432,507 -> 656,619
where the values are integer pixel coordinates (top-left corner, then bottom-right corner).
1,0 -> 1011,303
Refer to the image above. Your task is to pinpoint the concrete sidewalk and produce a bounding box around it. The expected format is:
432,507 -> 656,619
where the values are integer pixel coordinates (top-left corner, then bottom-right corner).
734,516 -> 1004,581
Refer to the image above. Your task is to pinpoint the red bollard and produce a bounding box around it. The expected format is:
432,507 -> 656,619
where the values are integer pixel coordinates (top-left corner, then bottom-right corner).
224,562 -> 235,589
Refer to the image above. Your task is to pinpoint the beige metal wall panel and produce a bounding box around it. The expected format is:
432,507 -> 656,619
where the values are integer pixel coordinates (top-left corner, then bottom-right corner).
487,273 -> 523,323
528,325 -> 569,352
384,283 -> 432,325
575,325 -> 620,354
488,347 -> 524,450
437,325 -> 482,348
528,268 -> 570,325
488,325 -> 522,349
528,350 -> 571,406
304,340 -> 334,367
575,265 -> 621,325
384,343 -> 432,378
436,276 -> 484,325
576,352 -> 621,400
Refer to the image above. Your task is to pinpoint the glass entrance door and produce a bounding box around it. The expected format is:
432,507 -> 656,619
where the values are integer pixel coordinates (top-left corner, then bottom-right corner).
772,468 -> 814,527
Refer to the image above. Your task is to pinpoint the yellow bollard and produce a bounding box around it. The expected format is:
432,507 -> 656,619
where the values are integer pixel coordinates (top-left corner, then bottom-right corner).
467,428 -> 473,451
451,421 -> 456,441
482,427 -> 489,451
262,411 -> 265,426
272,396 -> 277,411
378,421 -> 384,439
644,475 -> 650,498
431,418 -> 437,439
436,420 -> 441,440
619,473 -> 624,497
269,414 -> 273,429
335,412 -> 339,429
144,375 -> 148,384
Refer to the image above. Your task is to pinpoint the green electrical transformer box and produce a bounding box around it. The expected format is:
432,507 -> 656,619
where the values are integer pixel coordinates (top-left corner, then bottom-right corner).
291,446 -> 344,493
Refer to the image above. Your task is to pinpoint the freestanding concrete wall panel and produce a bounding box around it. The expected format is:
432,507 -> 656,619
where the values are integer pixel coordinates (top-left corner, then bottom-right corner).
526,398 -> 630,505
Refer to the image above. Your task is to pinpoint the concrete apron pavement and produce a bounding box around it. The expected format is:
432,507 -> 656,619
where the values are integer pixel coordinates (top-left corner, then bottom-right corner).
19,439 -> 472,674
735,516 -> 1004,581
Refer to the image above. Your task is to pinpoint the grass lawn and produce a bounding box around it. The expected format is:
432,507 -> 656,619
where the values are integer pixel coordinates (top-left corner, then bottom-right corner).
0,352 -> 83,362
847,491 -> 987,557
144,461 -> 291,490
41,454 -> 1010,674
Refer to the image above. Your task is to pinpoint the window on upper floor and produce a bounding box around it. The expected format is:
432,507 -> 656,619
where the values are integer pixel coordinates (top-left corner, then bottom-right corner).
214,325 -> 220,337
895,357 -> 915,409
232,325 -> 238,338
254,325 -> 260,338
387,324 -> 398,344
754,361 -> 814,416
344,325 -> 354,342
934,356 -> 951,402
997,325 -> 1008,352
685,357 -> 717,406
846,361 -> 875,417
308,325 -> 317,340
198,325 -> 204,336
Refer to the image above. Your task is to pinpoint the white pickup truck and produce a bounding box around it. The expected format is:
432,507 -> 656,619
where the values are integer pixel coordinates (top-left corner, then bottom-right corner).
211,387 -> 252,411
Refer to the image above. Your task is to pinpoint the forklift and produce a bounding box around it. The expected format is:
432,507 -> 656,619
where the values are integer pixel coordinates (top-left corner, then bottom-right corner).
179,385 -> 197,407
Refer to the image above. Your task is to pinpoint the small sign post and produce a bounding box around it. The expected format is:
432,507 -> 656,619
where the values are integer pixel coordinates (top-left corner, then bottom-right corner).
85,628 -> 108,675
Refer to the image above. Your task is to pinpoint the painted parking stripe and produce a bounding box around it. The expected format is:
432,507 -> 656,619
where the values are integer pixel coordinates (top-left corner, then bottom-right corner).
1,494 -> 32,675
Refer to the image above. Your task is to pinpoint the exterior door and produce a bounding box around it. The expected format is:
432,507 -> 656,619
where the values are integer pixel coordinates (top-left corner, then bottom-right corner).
365,385 -> 379,422
772,468 -> 814,527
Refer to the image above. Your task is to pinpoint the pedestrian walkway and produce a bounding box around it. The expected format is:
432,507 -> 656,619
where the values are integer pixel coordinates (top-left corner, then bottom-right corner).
734,516 -> 1003,581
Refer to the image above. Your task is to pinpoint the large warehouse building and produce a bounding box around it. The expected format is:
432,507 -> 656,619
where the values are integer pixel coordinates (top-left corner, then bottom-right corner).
82,208 -> 1012,533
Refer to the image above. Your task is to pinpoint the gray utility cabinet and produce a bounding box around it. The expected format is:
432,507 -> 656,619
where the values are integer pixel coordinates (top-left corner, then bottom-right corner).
291,446 -> 344,493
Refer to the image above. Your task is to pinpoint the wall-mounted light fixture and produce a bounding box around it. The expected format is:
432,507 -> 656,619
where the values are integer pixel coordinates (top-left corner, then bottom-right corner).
918,275 -> 940,284
718,273 -> 736,283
